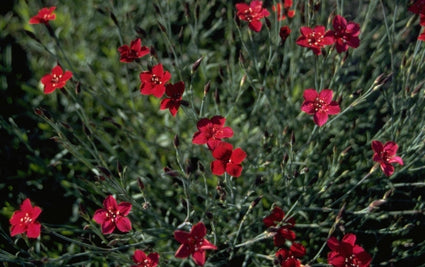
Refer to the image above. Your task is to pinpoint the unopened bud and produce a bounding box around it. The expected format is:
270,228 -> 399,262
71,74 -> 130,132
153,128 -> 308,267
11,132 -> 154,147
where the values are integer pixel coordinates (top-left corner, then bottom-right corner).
137,177 -> 145,190
214,88 -> 220,104
250,195 -> 263,208
158,22 -> 167,33
240,74 -> 247,88
204,81 -> 211,95
34,108 -> 44,116
174,134 -> 180,148
110,12 -> 119,26
191,56 -> 204,73
368,199 -> 386,212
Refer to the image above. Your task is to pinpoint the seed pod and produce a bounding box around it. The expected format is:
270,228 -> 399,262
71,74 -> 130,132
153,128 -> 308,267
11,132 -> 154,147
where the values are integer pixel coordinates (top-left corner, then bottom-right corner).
192,56 -> 204,73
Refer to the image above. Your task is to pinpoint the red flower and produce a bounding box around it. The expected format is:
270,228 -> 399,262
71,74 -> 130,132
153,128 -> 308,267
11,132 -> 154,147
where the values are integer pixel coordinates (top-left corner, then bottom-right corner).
272,0 -> 295,21
275,243 -> 306,267
409,0 -> 425,14
93,195 -> 132,234
263,206 -> 296,247
174,222 -> 217,266
41,65 -> 73,94
279,26 -> 291,43
10,198 -> 42,238
296,26 -> 334,55
140,63 -> 171,98
300,89 -> 341,127
29,7 -> 56,24
419,30 -> 425,41
330,15 -> 360,53
132,249 -> 159,267
235,0 -> 270,32
371,140 -> 404,176
211,142 -> 246,177
160,81 -> 185,116
327,233 -> 372,267
192,116 -> 234,150
118,38 -> 150,63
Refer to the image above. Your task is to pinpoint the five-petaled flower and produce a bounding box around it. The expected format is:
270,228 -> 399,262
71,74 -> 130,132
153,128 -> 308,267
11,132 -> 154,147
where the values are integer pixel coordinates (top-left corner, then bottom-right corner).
132,249 -> 159,267
275,243 -> 306,267
296,26 -> 334,55
174,222 -> 217,266
211,142 -> 246,177
327,233 -> 372,267
301,89 -> 341,127
160,81 -> 185,116
10,198 -> 42,238
330,15 -> 360,53
409,0 -> 425,14
272,0 -> 295,21
93,195 -> 132,234
140,63 -> 171,98
29,7 -> 56,24
235,0 -> 270,32
41,65 -> 73,94
192,116 -> 234,150
371,140 -> 404,176
118,38 -> 150,63
263,206 -> 296,247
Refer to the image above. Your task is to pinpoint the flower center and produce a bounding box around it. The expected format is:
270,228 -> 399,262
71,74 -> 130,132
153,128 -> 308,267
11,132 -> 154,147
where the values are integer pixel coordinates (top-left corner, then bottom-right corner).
380,151 -> 391,163
51,74 -> 62,84
307,32 -> 324,46
106,209 -> 119,222
344,254 -> 360,267
313,97 -> 326,112
20,213 -> 33,224
244,8 -> 253,22
151,74 -> 162,85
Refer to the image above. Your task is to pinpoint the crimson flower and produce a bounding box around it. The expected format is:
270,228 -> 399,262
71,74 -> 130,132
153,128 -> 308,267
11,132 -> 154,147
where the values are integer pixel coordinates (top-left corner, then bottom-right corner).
160,81 -> 185,116
118,38 -> 150,63
327,233 -> 372,267
132,249 -> 159,267
29,7 -> 56,24
192,116 -> 234,150
263,206 -> 296,247
41,65 -> 73,94
140,63 -> 171,98
211,142 -> 246,178
93,195 -> 132,234
296,26 -> 334,55
279,26 -> 291,44
272,0 -> 295,21
235,0 -> 270,32
409,0 -> 425,14
275,243 -> 306,267
371,140 -> 404,176
301,89 -> 340,127
9,198 -> 42,238
330,15 -> 360,53
174,222 -> 217,266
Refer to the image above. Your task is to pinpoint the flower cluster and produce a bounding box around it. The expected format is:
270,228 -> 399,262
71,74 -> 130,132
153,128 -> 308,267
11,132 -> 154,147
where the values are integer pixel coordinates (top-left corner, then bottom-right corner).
409,0 -> 425,41
272,0 -> 295,21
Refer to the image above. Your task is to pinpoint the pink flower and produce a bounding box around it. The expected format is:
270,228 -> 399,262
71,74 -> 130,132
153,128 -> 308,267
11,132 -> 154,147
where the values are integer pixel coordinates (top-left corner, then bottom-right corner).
10,198 -> 42,238
327,233 -> 372,267
371,140 -> 404,176
41,65 -> 73,94
93,195 -> 132,234
132,249 -> 159,267
296,26 -> 334,55
275,243 -> 306,267
174,222 -> 217,266
160,81 -> 185,116
29,7 -> 56,24
192,116 -> 234,150
211,142 -> 246,177
300,89 -> 341,127
139,63 -> 171,98
235,0 -> 270,32
118,38 -> 150,63
263,206 -> 296,247
330,15 -> 360,53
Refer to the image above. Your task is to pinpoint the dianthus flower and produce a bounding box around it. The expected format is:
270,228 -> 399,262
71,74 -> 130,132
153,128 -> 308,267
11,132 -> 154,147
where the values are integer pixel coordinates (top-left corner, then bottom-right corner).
10,198 -> 42,238
211,142 -> 246,178
371,140 -> 404,176
300,89 -> 341,127
279,26 -> 291,43
275,243 -> 306,267
139,63 -> 171,98
409,0 -> 425,14
160,81 -> 185,116
132,249 -> 159,267
41,65 -> 73,94
330,15 -> 360,53
192,115 -> 234,150
272,0 -> 295,21
93,195 -> 132,234
174,222 -> 217,266
296,26 -> 334,55
327,233 -> 372,267
29,7 -> 56,24
263,206 -> 296,247
235,0 -> 270,32
118,38 -> 150,63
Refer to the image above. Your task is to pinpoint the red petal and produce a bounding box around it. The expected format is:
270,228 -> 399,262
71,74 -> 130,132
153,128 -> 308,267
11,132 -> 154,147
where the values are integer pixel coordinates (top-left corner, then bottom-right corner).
191,222 -> 207,237
61,71 -> 73,82
230,148 -> 246,164
300,26 -> 313,36
217,126 -> 234,139
103,195 -> 118,210
192,131 -> 208,145
20,198 -> 33,212
314,111 -> 329,126
51,65 -> 63,76
327,102 -> 341,115
133,249 -> 147,263
201,239 -> 217,250
116,216 -> 132,232
148,252 -> 160,266
175,244 -> 191,258
10,223 -> 26,236
303,89 -> 318,101
211,116 -> 226,127
290,242 -> 306,257
342,233 -> 357,247
319,89 -> 334,104
152,64 -> 164,76
160,98 -> 171,110
333,15 -> 347,31
117,202 -> 132,216
174,230 -> 191,244
10,211 -> 24,225
327,251 -> 345,266
151,85 -> 166,98
168,102 -> 180,116
226,163 -> 243,177
101,219 -> 115,234
140,72 -> 153,83
327,236 -> 341,251
161,71 -> 172,84
31,206 -> 42,220
389,156 -> 403,166
211,160 -> 226,175
301,101 -> 315,114
197,118 -> 211,131
93,209 -> 107,224
383,141 -> 398,156
192,250 -> 206,266
212,142 -> 233,160
371,140 -> 383,154
382,163 -> 394,176
26,222 -> 41,238
249,20 -> 263,32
